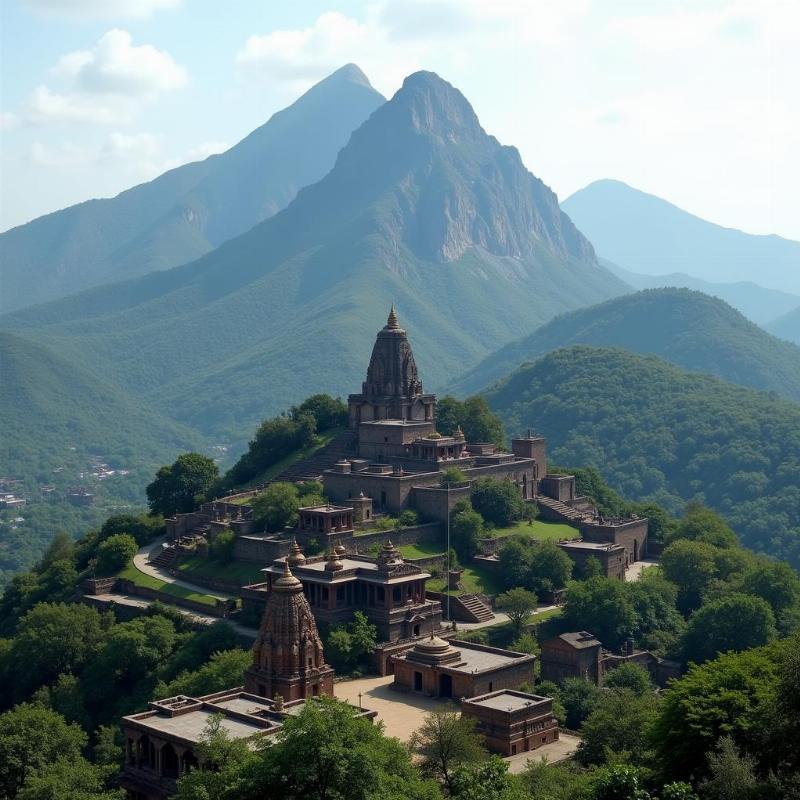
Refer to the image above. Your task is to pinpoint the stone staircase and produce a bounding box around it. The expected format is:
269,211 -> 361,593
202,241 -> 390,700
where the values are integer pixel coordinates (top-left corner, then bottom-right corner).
455,593 -> 495,623
148,544 -> 177,569
276,431 -> 358,482
537,496 -> 591,525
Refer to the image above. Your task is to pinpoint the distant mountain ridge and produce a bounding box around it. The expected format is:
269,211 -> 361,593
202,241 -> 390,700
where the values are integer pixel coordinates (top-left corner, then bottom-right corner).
453,288 -> 800,402
2,70 -> 625,445
0,64 -> 385,314
562,179 -> 800,295
484,345 -> 800,567
602,260 -> 800,326
768,305 -> 800,346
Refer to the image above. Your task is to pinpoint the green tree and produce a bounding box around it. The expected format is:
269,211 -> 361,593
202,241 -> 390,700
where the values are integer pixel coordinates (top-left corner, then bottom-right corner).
208,529 -> 236,563
158,649 -> 252,698
471,479 -> 524,527
95,533 -> 137,575
436,396 -> 505,447
410,709 -> 488,794
0,704 -> 86,800
699,737 -> 760,800
5,603 -> 107,703
527,540 -> 573,594
651,644 -> 781,781
562,577 -> 636,649
511,633 -> 539,657
670,503 -> 738,549
521,760 -> 592,800
660,540 -> 719,614
737,559 -> 800,630
450,756 -> 524,800
559,678 -> 602,730
589,764 -> 651,800
37,533 -> 75,570
399,510 -> 419,527
260,696 -> 433,800
146,453 -> 219,516
496,588 -> 538,637
603,663 -> 652,696
681,593 -> 776,664
497,538 -> 532,590
576,688 -> 658,766
291,394 -> 347,431
451,509 -> 485,560
441,467 -> 467,485
17,757 -> 122,800
251,482 -> 301,531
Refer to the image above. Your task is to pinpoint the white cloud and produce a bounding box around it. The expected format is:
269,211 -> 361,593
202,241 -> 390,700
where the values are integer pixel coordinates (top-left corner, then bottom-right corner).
237,12 -> 370,81
54,29 -> 187,96
23,30 -> 187,126
21,0 -> 181,20
0,112 -> 21,132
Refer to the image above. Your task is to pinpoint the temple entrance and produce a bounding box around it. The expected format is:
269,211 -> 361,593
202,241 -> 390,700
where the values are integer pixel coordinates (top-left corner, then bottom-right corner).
522,474 -> 528,499
439,673 -> 453,698
633,539 -> 639,562
414,671 -> 423,691
161,743 -> 179,779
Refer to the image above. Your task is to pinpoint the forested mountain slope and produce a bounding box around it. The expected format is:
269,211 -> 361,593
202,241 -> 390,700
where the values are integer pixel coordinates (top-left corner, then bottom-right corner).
454,289 -> 800,401
0,64 -> 385,313
2,71 -> 625,445
484,346 -> 800,567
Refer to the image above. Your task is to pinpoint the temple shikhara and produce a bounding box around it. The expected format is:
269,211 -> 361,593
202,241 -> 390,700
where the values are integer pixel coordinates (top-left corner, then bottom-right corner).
115,308 -> 656,799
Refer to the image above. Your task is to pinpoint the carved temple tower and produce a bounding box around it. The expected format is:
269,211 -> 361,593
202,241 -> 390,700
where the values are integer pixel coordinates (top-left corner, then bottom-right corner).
348,306 -> 437,427
244,560 -> 334,701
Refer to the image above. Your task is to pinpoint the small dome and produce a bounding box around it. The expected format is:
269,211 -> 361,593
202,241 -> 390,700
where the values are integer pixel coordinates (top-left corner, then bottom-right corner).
414,636 -> 451,654
288,538 -> 306,567
274,560 -> 303,591
334,540 -> 347,557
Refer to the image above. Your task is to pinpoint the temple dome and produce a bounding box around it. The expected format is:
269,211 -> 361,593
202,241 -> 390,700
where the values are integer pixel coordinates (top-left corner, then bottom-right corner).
362,306 -> 423,399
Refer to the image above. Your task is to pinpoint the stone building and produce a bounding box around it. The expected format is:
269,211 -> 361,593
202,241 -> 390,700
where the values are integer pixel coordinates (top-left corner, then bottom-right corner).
242,540 -> 442,644
540,631 -> 681,689
120,561 -> 359,800
391,636 -> 536,699
243,559 -> 334,701
540,631 -> 603,684
461,690 -> 559,756
324,309 -> 540,516
556,539 -> 626,580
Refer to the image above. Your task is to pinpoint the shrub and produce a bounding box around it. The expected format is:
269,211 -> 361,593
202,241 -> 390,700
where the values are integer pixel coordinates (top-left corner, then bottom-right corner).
95,534 -> 137,575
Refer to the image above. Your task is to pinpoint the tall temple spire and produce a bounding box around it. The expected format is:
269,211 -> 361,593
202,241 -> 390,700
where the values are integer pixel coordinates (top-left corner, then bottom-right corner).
386,304 -> 399,330
244,560 -> 334,701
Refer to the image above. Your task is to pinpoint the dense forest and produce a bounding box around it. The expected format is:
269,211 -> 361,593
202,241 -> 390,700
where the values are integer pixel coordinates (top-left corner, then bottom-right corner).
485,346 -> 800,568
454,288 -> 800,400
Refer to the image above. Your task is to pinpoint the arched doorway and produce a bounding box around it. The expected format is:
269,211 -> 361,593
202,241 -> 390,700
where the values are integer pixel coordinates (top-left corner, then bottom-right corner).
439,673 -> 453,698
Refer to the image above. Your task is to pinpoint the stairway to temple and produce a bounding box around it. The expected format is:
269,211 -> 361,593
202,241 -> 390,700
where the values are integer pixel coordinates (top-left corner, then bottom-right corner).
275,431 -> 358,483
149,544 -> 177,569
537,496 -> 591,525
455,593 -> 495,623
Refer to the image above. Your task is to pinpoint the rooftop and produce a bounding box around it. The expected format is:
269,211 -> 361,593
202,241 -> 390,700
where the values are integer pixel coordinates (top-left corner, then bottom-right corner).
396,639 -> 533,674
557,539 -> 623,551
557,631 -> 602,649
464,690 -> 552,713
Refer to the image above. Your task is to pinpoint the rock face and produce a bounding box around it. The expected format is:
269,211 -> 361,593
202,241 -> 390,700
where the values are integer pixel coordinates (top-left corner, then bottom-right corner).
332,71 -> 597,265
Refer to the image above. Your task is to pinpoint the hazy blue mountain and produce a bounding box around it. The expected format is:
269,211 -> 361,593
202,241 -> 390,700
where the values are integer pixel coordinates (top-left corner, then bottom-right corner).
453,288 -> 800,401
3,71 -> 625,447
561,179 -> 800,294
768,305 -> 800,345
602,259 -> 800,326
484,345 -> 800,567
0,64 -> 385,314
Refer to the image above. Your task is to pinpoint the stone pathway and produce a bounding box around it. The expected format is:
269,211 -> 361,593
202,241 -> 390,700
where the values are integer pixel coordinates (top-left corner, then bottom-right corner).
131,537 -> 230,600
504,732 -> 581,774
625,559 -> 659,582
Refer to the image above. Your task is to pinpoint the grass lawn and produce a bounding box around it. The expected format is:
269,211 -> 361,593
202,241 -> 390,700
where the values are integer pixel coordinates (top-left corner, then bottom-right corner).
118,562 -> 224,608
491,519 -> 579,541
398,542 -> 445,559
427,563 -> 506,596
242,428 -> 346,489
176,554 -> 264,586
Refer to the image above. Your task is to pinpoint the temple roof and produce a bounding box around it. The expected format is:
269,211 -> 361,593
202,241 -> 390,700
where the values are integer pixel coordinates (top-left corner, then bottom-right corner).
361,306 -> 423,399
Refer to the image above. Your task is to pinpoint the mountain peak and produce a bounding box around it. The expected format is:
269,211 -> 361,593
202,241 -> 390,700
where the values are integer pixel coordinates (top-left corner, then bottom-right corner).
321,63 -> 373,89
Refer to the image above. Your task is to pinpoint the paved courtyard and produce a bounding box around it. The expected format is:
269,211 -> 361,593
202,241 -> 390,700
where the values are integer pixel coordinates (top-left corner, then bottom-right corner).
625,558 -> 659,582
334,674 -> 452,741
334,675 -> 580,773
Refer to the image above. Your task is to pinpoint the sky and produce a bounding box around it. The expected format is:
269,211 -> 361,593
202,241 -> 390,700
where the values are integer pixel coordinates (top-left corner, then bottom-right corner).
1,0 -> 798,240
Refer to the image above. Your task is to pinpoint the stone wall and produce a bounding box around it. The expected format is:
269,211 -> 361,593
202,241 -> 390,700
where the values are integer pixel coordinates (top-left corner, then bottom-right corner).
117,578 -> 234,618
349,522 -> 444,552
582,517 -> 648,563
233,535 -> 292,564
411,484 -> 472,522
